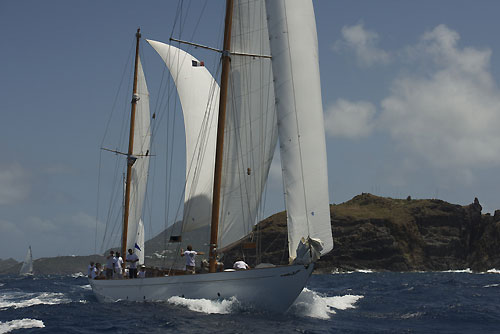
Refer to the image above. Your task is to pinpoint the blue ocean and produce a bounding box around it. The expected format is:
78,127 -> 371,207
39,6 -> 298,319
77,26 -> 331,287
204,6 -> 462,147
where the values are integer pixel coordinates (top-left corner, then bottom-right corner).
1,271 -> 499,333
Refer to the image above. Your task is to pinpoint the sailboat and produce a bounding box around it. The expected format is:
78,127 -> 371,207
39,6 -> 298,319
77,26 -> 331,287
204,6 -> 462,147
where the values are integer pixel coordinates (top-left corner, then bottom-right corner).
90,0 -> 333,313
19,246 -> 34,276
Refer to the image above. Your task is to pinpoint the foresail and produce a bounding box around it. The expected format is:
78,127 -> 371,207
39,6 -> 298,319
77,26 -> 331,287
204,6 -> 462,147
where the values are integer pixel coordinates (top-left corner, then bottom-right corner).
218,0 -> 278,249
266,0 -> 333,260
126,57 -> 151,252
147,40 -> 219,248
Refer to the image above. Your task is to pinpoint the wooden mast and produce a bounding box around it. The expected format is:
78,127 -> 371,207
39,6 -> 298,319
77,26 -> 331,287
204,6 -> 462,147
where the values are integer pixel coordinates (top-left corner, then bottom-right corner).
209,0 -> 234,273
121,28 -> 142,259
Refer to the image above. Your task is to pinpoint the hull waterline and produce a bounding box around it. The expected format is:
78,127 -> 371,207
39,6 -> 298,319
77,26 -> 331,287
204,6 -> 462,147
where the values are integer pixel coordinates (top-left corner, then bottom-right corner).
90,263 -> 313,313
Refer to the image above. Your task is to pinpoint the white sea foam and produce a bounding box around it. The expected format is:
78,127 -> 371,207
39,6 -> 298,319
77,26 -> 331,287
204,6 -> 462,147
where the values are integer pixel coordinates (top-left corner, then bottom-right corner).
487,269 -> 500,274
71,272 -> 86,278
80,284 -> 92,290
0,291 -> 71,309
331,269 -> 375,274
483,283 -> 499,288
441,268 -> 473,273
167,296 -> 239,314
0,319 -> 45,333
289,288 -> 363,320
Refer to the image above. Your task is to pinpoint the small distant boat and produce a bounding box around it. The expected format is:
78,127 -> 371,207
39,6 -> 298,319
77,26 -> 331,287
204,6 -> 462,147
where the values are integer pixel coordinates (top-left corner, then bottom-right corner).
19,246 -> 34,276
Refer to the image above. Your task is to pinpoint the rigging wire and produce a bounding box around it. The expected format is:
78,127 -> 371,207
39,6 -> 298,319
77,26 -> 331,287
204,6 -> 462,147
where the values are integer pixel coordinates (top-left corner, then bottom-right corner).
96,37 -> 137,254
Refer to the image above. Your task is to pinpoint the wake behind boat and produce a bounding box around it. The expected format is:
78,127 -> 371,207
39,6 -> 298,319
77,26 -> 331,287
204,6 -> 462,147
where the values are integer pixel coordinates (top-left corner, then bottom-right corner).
91,0 -> 332,313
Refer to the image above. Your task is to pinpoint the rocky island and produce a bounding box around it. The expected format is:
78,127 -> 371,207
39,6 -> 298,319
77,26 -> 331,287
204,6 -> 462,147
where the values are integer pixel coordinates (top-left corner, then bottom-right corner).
2,194 -> 499,275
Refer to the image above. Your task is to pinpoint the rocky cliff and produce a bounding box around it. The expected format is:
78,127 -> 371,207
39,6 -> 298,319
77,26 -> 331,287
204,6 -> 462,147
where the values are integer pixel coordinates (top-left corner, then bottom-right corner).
222,194 -> 500,273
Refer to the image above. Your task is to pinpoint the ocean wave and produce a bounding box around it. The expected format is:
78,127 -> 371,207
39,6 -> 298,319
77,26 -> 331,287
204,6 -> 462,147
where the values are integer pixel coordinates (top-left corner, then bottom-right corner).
0,291 -> 71,309
79,284 -> 92,290
483,283 -> 499,288
486,269 -> 500,274
289,288 -> 363,320
0,319 -> 44,333
167,296 -> 240,314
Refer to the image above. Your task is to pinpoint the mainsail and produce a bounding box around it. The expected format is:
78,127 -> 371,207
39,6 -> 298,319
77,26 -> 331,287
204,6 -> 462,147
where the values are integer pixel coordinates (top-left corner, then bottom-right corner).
218,0 -> 278,249
125,56 -> 151,252
266,0 -> 333,260
19,246 -> 33,275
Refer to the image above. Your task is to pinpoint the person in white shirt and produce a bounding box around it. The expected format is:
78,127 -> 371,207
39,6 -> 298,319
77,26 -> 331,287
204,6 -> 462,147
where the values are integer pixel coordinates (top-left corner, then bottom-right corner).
87,262 -> 95,278
126,248 -> 139,278
114,252 -> 124,279
90,265 -> 98,279
181,245 -> 204,274
233,259 -> 250,270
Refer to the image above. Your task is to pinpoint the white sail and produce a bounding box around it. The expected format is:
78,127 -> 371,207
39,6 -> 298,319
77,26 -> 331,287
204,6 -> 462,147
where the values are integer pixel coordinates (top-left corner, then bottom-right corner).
217,0 -> 278,249
19,246 -> 33,275
147,40 -> 219,249
135,219 -> 145,265
266,0 -> 333,260
125,57 -> 151,252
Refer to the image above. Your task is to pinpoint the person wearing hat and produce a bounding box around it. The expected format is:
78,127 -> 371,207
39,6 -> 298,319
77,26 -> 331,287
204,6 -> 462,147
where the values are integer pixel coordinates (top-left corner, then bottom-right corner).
138,265 -> 146,278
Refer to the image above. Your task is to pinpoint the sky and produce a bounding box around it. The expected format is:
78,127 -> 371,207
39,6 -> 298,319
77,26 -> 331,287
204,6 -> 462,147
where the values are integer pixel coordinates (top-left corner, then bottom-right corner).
2,0 -> 500,261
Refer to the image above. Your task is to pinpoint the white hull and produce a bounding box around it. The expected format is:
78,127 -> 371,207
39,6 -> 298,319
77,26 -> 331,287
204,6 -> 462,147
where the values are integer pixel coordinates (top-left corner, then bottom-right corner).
90,264 -> 313,313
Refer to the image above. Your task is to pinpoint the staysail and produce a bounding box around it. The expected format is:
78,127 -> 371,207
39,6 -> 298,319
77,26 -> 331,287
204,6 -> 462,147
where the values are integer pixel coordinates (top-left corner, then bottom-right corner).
125,56 -> 151,252
19,246 -> 33,275
147,40 -> 219,247
266,0 -> 333,260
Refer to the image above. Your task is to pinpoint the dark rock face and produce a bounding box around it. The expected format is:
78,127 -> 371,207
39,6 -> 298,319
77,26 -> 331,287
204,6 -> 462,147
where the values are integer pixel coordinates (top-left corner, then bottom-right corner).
224,193 -> 500,273
321,194 -> 500,272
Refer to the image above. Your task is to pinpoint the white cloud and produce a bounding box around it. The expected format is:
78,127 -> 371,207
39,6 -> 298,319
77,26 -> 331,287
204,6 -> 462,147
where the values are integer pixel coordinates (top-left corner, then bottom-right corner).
334,22 -> 390,66
324,99 -> 376,138
0,163 -> 30,205
379,24 -> 500,170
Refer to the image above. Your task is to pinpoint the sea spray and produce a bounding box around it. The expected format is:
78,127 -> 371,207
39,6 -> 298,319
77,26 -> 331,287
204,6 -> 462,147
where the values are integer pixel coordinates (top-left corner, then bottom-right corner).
289,288 -> 363,319
0,319 -> 45,333
167,296 -> 240,314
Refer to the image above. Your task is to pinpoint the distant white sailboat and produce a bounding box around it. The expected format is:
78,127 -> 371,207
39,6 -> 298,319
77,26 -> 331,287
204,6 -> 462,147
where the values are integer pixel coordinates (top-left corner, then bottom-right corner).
19,246 -> 34,276
91,0 -> 333,313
